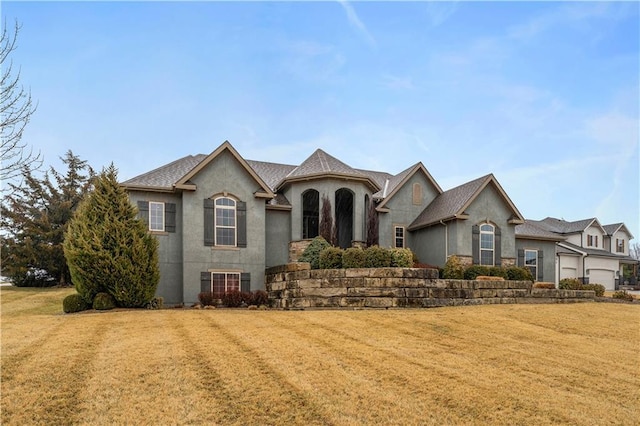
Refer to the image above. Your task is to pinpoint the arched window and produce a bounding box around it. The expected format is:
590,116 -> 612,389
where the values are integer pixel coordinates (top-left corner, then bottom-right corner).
215,197 -> 236,246
302,189 -> 319,239
479,223 -> 494,266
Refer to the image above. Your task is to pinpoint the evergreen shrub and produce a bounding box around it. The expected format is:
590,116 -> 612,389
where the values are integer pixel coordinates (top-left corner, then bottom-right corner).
488,266 -> 508,278
299,236 -> 331,269
559,278 -> 583,290
342,247 -> 366,269
612,290 -> 634,302
92,292 -> 116,310
146,297 -> 164,310
442,255 -> 464,279
582,283 -> 605,297
390,248 -> 413,267
365,245 -> 392,268
63,293 -> 90,313
506,266 -> 534,281
464,265 -> 490,280
319,247 -> 343,269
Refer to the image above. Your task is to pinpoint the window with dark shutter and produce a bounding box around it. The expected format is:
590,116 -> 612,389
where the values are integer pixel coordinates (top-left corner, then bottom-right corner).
204,199 -> 215,246
137,201 -> 149,227
237,201 -> 247,248
165,203 -> 176,233
241,273 -> 251,292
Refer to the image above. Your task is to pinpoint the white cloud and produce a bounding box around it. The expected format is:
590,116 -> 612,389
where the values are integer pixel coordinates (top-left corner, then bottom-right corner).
337,0 -> 376,48
424,1 -> 459,27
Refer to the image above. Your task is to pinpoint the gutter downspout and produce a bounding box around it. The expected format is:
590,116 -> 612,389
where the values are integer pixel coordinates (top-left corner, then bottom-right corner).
440,220 -> 448,262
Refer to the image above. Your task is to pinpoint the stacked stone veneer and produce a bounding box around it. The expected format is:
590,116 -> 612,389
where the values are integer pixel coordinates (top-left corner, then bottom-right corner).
265,263 -> 595,309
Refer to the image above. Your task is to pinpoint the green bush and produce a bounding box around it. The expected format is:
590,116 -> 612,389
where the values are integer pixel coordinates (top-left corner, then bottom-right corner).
365,245 -> 392,267
612,290 -> 634,302
342,247 -> 366,269
488,266 -> 508,279
145,297 -> 164,310
506,266 -> 534,281
442,255 -> 464,279
63,293 -> 90,313
299,236 -> 331,269
319,247 -> 343,269
464,265 -> 490,280
92,292 -> 116,310
559,278 -> 583,290
582,284 -> 605,297
390,248 -> 413,267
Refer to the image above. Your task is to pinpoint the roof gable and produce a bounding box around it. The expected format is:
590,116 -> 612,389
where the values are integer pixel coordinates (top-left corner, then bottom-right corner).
408,174 -> 524,231
122,154 -> 207,191
603,223 -> 634,239
175,141 -> 275,198
539,217 -> 605,234
375,162 -> 443,210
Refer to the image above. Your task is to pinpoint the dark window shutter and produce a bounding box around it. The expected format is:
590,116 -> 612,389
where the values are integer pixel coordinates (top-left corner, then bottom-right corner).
241,273 -> 250,292
537,250 -> 544,281
204,199 -> 215,246
137,201 -> 149,226
165,203 -> 176,233
518,249 -> 525,267
494,226 -> 501,267
237,201 -> 247,248
201,272 -> 211,293
472,225 -> 480,265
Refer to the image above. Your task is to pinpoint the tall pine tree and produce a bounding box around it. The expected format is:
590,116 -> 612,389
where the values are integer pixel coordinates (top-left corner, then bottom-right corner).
63,164 -> 159,307
1,151 -> 94,286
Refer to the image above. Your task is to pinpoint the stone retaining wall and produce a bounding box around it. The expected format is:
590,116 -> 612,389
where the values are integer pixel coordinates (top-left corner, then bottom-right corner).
265,263 -> 595,309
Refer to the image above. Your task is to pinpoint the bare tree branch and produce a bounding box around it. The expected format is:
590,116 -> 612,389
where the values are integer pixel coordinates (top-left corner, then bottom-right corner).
1,19 -> 40,183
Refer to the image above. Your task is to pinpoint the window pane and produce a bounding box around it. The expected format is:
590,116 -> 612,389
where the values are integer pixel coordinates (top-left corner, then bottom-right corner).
149,202 -> 164,231
216,198 -> 235,207
480,250 -> 493,266
480,234 -> 493,249
216,208 -> 235,226
227,274 -> 240,292
525,251 -> 537,266
212,273 -> 225,297
480,224 -> 493,232
216,228 -> 235,246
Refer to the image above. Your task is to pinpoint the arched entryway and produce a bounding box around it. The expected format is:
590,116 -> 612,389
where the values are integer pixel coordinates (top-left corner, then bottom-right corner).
335,188 -> 354,249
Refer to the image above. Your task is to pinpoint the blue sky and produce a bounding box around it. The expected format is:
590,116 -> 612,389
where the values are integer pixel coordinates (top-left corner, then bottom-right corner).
4,1 -> 639,238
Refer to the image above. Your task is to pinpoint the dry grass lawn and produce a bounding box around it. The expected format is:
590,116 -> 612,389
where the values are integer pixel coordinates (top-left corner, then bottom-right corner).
2,286 -> 639,425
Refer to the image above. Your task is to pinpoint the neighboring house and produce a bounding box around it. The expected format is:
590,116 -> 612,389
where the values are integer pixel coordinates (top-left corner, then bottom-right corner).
121,141 -> 634,303
526,217 -> 637,290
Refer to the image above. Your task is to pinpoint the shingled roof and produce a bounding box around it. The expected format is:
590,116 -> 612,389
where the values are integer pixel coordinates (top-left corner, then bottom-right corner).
515,220 -> 565,241
122,154 -> 207,190
537,217 -> 602,234
408,174 -> 524,231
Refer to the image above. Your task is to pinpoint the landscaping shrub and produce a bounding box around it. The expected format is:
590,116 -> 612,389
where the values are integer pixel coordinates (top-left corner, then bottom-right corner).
488,266 -> 508,279
145,297 -> 164,310
342,247 -> 366,269
442,255 -> 464,279
390,248 -> 413,267
582,284 -> 605,297
365,245 -> 392,268
319,247 -> 343,269
252,290 -> 269,307
506,266 -> 534,281
92,292 -> 116,310
464,265 -> 490,280
241,291 -> 255,306
198,291 -> 216,307
533,282 -> 556,289
299,236 -> 331,269
63,293 -> 90,313
559,278 -> 583,290
612,290 -> 634,302
222,290 -> 244,308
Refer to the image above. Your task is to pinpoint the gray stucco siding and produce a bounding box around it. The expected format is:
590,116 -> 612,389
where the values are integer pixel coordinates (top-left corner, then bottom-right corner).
181,150 -> 267,303
266,209 -> 291,267
516,238 -> 557,283
451,184 -> 517,264
411,225 -> 447,266
126,191 -> 184,305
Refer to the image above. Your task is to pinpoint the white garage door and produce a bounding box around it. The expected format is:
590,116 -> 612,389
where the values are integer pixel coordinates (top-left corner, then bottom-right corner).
589,269 -> 615,290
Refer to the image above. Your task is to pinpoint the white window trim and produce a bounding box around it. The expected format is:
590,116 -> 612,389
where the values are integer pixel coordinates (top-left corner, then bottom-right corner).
214,197 -> 237,247
149,201 -> 165,232
394,225 -> 405,248
524,249 -> 537,281
479,223 -> 495,266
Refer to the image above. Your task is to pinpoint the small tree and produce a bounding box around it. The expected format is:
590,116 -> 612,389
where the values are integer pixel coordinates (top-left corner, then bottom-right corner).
366,201 -> 379,247
319,195 -> 333,244
64,164 -> 159,307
